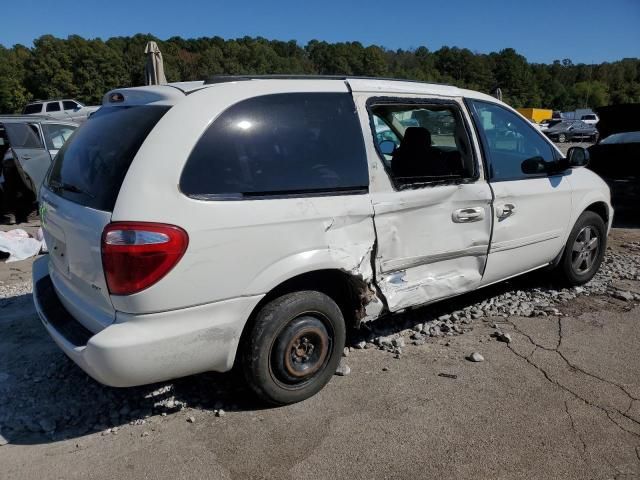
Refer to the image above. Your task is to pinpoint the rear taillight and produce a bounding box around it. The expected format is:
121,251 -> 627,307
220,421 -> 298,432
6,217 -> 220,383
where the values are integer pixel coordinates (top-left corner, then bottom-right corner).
101,222 -> 188,295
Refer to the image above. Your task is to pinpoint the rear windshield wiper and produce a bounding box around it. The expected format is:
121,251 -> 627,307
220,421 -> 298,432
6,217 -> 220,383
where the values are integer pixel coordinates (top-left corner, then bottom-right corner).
49,180 -> 95,198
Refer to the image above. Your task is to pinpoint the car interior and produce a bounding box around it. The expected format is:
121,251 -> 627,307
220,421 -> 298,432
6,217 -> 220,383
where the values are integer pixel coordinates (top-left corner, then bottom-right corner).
370,104 -> 474,186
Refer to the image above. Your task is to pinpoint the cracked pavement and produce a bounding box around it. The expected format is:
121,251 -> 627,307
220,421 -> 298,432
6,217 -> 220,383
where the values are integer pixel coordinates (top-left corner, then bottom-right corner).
1,227 -> 639,479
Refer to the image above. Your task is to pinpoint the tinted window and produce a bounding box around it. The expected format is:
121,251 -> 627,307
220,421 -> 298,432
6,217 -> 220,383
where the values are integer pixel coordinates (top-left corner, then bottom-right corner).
23,104 -> 43,114
369,102 -> 475,186
42,124 -> 77,150
47,106 -> 170,210
62,100 -> 79,110
46,102 -> 61,112
3,123 -> 44,149
180,93 -> 368,198
469,100 -> 555,181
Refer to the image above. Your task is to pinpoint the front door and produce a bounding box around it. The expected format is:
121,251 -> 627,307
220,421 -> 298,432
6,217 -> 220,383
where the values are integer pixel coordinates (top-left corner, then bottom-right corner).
3,122 -> 52,195
355,94 -> 493,312
467,100 -> 573,286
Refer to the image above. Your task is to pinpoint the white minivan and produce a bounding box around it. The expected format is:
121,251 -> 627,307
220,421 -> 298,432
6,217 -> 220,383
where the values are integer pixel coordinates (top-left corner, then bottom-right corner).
33,76 -> 612,405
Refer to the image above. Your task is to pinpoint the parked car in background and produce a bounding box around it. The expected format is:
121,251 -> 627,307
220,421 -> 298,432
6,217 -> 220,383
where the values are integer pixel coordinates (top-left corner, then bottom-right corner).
33,76 -> 611,406
23,99 -> 99,123
539,119 -> 563,132
580,113 -> 599,125
544,120 -> 598,143
588,104 -> 640,217
0,116 -> 77,199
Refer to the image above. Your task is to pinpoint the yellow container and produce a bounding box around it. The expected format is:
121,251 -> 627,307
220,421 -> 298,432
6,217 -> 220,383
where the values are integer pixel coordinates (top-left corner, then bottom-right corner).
516,108 -> 553,123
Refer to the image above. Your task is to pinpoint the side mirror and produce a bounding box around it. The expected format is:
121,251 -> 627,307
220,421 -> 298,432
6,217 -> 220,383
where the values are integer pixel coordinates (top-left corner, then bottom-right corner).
379,140 -> 396,155
521,156 -> 548,174
567,146 -> 589,167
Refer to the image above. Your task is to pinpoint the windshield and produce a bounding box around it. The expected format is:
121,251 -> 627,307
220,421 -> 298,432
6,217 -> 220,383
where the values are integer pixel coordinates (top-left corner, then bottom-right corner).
46,105 -> 170,211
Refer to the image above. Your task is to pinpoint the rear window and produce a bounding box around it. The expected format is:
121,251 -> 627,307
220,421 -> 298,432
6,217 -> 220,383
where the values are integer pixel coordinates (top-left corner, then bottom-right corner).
180,92 -> 369,199
23,104 -> 43,114
46,105 -> 170,211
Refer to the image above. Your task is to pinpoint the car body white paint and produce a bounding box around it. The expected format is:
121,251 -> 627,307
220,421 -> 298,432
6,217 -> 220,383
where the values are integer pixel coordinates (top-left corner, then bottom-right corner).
34,78 -> 612,387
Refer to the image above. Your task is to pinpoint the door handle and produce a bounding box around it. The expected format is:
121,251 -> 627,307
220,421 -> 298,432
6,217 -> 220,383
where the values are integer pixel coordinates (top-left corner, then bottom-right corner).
21,155 -> 31,160
496,203 -> 516,219
453,207 -> 485,223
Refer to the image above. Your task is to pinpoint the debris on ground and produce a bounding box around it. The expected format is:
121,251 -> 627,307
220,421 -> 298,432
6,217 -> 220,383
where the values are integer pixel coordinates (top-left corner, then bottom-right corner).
468,352 -> 485,362
335,358 -> 351,376
493,332 -> 512,344
0,229 -> 45,262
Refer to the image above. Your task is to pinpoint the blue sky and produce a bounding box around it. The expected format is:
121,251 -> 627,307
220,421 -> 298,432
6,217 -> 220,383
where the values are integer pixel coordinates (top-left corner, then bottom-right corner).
2,0 -> 639,64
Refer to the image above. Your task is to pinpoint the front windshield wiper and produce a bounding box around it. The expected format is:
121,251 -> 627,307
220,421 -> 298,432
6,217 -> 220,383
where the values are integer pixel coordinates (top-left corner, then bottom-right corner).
49,180 -> 95,198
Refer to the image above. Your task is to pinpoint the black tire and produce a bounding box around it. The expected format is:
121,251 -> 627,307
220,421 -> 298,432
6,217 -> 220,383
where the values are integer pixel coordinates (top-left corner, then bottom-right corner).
558,133 -> 566,143
557,211 -> 606,286
242,291 -> 346,405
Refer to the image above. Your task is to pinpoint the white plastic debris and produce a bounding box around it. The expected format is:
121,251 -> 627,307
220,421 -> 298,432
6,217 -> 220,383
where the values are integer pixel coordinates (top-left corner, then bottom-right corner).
0,229 -> 44,262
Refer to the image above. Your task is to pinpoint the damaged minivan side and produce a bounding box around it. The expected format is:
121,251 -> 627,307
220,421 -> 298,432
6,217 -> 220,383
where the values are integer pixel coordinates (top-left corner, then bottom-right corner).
33,77 -> 612,405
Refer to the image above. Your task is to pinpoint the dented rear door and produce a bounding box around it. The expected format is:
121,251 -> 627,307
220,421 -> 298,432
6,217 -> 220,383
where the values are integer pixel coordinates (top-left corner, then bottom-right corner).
352,92 -> 493,312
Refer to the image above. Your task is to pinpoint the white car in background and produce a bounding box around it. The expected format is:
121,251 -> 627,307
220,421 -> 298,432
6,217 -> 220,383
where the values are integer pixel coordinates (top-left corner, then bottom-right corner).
581,113 -> 600,125
23,99 -> 99,123
33,76 -> 612,406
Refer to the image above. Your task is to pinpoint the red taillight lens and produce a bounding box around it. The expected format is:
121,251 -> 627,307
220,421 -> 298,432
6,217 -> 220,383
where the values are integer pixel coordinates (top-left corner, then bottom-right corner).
101,222 -> 188,295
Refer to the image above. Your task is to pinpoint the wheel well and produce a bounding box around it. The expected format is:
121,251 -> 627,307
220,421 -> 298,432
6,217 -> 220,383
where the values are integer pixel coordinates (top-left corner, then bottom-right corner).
234,269 -> 372,367
585,201 -> 609,225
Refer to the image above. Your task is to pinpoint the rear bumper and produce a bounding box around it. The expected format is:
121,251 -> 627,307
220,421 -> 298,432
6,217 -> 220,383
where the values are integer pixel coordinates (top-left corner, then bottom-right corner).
32,256 -> 263,387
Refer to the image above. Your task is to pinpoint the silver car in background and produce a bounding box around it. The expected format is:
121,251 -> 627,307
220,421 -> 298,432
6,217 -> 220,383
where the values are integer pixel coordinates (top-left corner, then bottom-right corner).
23,99 -> 99,123
1,116 -> 78,196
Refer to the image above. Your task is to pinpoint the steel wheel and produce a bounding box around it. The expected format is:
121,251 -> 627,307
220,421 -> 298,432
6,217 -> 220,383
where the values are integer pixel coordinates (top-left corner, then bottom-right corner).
571,225 -> 600,275
558,133 -> 566,143
270,314 -> 332,386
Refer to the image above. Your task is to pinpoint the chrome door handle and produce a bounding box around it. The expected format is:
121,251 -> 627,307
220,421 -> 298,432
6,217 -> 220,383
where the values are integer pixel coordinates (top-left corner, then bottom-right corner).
453,207 -> 485,223
496,203 -> 516,219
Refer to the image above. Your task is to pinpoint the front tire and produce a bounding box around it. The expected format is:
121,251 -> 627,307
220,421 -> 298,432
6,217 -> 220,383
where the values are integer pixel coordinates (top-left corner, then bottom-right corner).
557,211 -> 606,286
242,291 -> 346,405
558,133 -> 566,143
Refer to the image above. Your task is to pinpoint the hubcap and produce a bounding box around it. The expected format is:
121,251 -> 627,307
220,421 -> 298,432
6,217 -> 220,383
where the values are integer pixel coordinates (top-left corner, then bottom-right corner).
571,226 -> 599,275
271,315 -> 331,386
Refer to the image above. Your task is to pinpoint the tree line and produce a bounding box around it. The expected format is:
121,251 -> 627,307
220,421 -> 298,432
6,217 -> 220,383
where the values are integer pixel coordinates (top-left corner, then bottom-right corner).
0,34 -> 638,114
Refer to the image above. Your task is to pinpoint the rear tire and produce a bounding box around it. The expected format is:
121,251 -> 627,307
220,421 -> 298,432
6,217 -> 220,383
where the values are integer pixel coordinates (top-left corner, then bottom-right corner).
242,291 -> 346,405
558,133 -> 566,143
557,211 -> 606,286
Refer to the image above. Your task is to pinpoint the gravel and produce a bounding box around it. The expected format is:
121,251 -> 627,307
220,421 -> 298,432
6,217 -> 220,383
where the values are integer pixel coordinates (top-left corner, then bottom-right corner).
335,358 -> 351,376
0,280 -> 32,299
353,247 -> 640,353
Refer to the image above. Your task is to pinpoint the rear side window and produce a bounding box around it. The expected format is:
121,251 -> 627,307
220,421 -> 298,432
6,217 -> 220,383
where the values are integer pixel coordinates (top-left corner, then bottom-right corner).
23,104 -> 43,114
46,102 -> 61,112
47,106 -> 170,211
180,93 -> 369,199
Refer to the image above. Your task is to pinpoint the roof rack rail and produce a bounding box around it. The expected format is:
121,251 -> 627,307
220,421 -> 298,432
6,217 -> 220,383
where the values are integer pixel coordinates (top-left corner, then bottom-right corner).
203,74 -> 446,87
